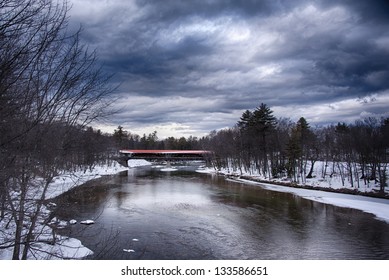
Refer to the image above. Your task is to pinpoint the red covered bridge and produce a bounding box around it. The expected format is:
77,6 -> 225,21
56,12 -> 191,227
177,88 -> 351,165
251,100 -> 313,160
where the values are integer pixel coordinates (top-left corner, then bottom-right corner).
119,149 -> 213,161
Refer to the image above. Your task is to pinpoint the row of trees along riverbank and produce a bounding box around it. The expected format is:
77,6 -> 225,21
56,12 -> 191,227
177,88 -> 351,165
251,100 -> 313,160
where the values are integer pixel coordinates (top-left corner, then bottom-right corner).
202,103 -> 389,195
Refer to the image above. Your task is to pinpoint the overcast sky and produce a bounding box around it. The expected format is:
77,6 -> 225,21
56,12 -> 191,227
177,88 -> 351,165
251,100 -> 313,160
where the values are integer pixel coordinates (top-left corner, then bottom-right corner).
69,0 -> 389,138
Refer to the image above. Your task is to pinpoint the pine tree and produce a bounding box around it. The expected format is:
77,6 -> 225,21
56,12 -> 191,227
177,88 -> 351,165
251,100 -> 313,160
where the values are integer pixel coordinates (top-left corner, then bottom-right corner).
253,103 -> 277,177
286,126 -> 302,182
237,103 -> 277,177
113,126 -> 128,148
237,110 -> 254,131
252,103 -> 277,134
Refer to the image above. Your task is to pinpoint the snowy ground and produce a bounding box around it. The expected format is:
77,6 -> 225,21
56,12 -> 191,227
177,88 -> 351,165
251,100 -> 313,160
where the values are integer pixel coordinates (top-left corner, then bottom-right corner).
127,159 -> 152,168
0,161 -> 128,260
45,162 -> 129,199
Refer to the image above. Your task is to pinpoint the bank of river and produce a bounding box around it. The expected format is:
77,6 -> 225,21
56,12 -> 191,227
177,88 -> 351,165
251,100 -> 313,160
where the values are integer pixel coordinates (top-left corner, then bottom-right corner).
51,164 -> 389,260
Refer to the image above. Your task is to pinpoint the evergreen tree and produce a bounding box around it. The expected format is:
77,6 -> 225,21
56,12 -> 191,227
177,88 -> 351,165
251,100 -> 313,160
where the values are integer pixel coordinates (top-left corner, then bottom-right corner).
252,103 -> 277,177
113,126 -> 128,148
237,110 -> 254,131
236,103 -> 277,176
286,117 -> 317,182
286,126 -> 303,182
252,103 -> 277,134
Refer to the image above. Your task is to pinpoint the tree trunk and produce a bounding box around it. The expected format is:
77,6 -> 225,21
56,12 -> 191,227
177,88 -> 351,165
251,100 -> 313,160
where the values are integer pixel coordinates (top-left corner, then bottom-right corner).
337,162 -> 345,186
378,163 -> 387,194
307,160 -> 315,178
12,181 -> 27,260
21,179 -> 51,259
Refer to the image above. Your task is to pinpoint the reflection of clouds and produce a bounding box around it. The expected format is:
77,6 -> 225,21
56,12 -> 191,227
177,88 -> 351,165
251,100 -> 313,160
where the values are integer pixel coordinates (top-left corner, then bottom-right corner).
128,185 -> 212,209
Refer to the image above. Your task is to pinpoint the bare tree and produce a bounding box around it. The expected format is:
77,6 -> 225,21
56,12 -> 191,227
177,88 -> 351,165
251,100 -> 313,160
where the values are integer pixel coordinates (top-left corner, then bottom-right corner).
1,0 -> 116,259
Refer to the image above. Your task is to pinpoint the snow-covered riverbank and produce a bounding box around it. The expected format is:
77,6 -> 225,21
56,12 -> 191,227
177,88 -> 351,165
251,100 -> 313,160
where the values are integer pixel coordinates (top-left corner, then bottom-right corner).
236,177 -> 389,223
45,162 -> 129,199
196,164 -> 389,224
0,161 -> 128,260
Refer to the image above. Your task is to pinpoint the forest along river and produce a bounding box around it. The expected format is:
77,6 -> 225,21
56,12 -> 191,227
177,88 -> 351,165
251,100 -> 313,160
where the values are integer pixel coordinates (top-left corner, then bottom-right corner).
53,164 -> 389,260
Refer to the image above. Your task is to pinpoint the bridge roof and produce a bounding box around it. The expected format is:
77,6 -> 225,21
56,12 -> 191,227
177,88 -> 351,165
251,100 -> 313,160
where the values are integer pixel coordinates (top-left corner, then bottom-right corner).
119,149 -> 211,154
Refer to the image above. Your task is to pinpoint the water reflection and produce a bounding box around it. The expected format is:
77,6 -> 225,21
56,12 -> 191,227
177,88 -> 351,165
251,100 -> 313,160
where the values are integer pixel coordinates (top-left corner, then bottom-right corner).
53,166 -> 389,260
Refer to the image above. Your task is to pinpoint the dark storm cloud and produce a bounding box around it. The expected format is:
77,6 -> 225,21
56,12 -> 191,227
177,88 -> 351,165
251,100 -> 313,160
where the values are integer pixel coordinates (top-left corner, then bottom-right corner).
136,0 -> 291,19
69,0 -> 389,137
321,0 -> 389,23
104,36 -> 213,79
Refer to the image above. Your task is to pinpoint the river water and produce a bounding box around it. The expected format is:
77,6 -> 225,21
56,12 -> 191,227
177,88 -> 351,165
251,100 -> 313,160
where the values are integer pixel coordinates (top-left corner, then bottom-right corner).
53,164 -> 389,260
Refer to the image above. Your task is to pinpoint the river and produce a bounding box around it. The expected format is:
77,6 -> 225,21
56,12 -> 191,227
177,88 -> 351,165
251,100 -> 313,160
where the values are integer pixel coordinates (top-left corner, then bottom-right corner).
53,164 -> 389,260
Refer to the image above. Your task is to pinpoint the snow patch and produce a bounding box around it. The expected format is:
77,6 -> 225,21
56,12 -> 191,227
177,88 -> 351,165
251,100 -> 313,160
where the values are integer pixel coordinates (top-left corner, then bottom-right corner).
127,159 -> 152,167
80,220 -> 95,225
42,237 -> 93,259
123,249 -> 135,253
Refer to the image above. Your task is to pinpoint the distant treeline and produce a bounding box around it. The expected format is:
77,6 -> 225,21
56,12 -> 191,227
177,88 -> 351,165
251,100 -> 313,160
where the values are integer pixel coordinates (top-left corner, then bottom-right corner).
115,103 -> 389,193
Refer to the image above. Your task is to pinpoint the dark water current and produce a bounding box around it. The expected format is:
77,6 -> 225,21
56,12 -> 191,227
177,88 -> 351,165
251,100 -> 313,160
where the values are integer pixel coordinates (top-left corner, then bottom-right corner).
52,165 -> 389,260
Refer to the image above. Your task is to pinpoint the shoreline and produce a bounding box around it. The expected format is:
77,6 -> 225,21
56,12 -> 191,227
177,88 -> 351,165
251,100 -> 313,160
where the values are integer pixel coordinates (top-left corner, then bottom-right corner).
0,161 -> 128,260
228,174 -> 389,200
197,168 -> 389,224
